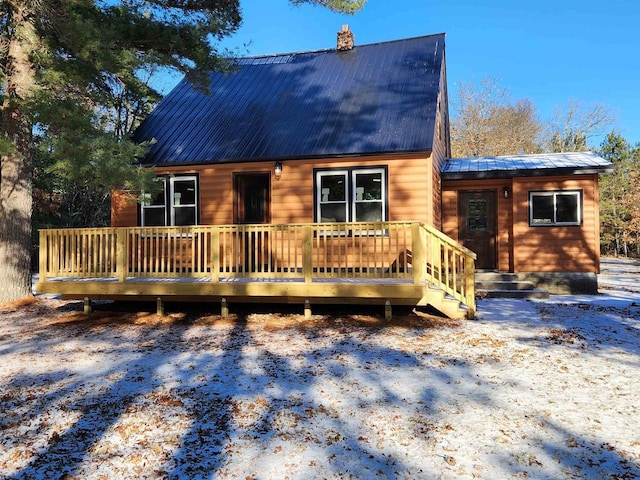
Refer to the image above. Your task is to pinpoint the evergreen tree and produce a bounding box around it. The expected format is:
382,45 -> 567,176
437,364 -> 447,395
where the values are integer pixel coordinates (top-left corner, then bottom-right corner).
598,131 -> 640,256
0,0 -> 366,302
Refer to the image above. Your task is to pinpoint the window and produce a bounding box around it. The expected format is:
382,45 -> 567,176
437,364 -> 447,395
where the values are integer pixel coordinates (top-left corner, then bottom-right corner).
141,179 -> 167,226
318,171 -> 348,222
529,191 -> 581,226
141,175 -> 199,226
315,167 -> 387,223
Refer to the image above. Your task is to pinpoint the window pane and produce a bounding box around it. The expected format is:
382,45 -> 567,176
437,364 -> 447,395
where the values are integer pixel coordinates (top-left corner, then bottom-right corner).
174,206 -> 196,226
355,202 -> 382,222
320,204 -> 347,222
320,175 -> 346,202
556,193 -> 579,223
173,179 -> 196,205
467,199 -> 488,231
143,189 -> 165,206
355,172 -> 382,201
531,195 -> 554,224
143,207 -> 166,226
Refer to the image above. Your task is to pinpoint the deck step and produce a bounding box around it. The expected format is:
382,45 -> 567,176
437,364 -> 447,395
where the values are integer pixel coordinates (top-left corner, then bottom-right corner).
422,286 -> 471,320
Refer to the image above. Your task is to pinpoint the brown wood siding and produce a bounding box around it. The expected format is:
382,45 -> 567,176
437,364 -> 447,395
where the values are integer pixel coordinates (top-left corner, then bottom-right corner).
443,174 -> 600,273
442,179 -> 513,272
513,175 -> 599,273
111,190 -> 138,227
430,56 -> 451,230
111,154 -> 434,227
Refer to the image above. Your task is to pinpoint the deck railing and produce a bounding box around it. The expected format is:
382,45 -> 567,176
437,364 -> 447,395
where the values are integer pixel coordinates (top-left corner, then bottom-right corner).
38,222 -> 476,311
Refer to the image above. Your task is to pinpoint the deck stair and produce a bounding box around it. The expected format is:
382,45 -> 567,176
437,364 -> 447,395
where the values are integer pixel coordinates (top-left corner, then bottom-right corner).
475,272 -> 549,299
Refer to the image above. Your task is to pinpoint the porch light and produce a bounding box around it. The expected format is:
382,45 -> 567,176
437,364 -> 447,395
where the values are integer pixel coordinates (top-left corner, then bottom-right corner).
503,186 -> 511,198
274,161 -> 283,180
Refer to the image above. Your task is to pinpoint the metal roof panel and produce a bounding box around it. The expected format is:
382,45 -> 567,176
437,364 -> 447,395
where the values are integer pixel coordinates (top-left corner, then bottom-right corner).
134,34 -> 445,166
442,152 -> 613,179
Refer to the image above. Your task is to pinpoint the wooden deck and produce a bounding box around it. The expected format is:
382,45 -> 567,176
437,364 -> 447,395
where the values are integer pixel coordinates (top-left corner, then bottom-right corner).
36,222 -> 476,319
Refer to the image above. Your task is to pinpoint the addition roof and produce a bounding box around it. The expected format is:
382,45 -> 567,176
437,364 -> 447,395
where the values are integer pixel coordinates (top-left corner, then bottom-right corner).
441,151 -> 613,180
134,33 -> 446,166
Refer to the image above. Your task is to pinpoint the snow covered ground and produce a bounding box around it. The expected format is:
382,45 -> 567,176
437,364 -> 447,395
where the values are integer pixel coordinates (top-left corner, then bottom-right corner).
1,258 -> 639,479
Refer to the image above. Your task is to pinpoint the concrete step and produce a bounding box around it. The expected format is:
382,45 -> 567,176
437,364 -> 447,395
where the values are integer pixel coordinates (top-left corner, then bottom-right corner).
475,280 -> 537,291
474,272 -> 549,299
476,288 -> 549,299
474,272 -> 521,282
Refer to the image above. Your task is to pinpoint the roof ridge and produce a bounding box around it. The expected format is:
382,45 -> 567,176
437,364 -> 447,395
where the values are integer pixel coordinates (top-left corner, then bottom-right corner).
228,32 -> 446,62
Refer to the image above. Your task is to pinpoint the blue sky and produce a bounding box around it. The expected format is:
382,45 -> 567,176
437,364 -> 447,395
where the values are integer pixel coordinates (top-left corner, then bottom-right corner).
175,0 -> 640,146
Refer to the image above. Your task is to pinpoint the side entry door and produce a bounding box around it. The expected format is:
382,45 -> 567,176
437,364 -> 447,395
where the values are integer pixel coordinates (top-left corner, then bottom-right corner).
458,190 -> 497,270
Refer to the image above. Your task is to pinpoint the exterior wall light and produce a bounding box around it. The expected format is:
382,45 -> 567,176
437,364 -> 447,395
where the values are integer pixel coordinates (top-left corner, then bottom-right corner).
274,162 -> 283,180
503,186 -> 511,198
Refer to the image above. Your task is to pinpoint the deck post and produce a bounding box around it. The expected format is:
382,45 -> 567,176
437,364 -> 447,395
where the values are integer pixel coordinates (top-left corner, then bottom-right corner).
303,225 -> 313,283
211,228 -> 220,283
385,300 -> 392,321
304,299 -> 311,319
465,256 -> 476,319
156,297 -> 164,316
83,297 -> 92,315
39,230 -> 47,283
412,223 -> 426,284
221,298 -> 229,318
116,228 -> 127,282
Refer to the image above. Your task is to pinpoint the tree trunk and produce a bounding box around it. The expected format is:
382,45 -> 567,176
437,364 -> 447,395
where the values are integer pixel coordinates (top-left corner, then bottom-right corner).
0,3 -> 36,302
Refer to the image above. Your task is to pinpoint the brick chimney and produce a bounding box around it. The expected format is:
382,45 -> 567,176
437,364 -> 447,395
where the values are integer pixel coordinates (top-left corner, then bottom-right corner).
337,25 -> 354,51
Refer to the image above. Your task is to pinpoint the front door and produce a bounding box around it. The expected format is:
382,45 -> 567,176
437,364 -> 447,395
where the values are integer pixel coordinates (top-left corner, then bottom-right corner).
235,173 -> 270,272
458,190 -> 497,270
235,173 -> 270,224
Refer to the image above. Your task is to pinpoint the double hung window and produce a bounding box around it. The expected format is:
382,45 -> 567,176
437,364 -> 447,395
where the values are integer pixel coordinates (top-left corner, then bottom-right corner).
529,190 -> 581,226
141,175 -> 198,226
315,167 -> 387,223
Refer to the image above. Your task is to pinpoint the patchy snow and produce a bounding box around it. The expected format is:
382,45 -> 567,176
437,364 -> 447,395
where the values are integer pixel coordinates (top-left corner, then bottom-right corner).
2,258 -> 640,479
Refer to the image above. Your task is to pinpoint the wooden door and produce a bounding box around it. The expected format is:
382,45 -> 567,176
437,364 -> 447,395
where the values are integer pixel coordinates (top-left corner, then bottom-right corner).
458,190 -> 497,270
234,173 -> 270,272
235,173 -> 270,225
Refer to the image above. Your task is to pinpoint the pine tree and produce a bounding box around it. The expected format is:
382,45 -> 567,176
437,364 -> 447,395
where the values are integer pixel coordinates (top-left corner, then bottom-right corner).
598,131 -> 640,257
0,0 -> 365,302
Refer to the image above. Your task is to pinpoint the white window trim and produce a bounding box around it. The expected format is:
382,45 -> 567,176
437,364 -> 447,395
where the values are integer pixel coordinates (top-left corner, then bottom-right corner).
141,176 -> 199,227
141,178 -> 167,227
529,190 -> 582,226
170,175 -> 198,226
352,168 -> 386,223
316,170 -> 349,223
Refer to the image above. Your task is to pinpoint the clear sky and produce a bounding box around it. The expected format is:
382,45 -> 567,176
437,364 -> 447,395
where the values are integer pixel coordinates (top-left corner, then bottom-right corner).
174,0 -> 640,146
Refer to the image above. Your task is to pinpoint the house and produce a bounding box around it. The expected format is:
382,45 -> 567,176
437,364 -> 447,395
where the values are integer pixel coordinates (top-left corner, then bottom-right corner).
35,28 -> 611,317
442,152 -> 612,294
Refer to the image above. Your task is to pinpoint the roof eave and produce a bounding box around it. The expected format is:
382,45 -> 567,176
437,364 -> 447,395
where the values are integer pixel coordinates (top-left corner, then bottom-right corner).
441,166 -> 614,181
141,149 -> 434,168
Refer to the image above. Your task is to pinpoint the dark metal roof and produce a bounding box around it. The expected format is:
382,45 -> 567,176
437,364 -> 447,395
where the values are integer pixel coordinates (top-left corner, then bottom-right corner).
441,152 -> 613,180
134,34 -> 446,166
